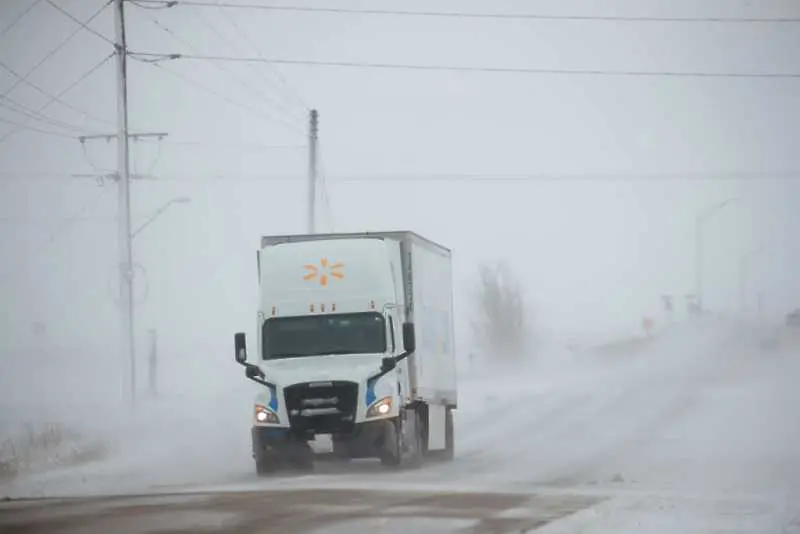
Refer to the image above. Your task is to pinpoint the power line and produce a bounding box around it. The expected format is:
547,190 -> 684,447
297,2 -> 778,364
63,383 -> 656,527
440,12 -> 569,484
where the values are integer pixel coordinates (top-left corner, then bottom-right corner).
0,52 -> 116,144
0,117 -> 80,139
0,1 -> 115,133
0,95 -> 93,134
0,0 -> 45,39
209,3 -> 310,113
129,6 -> 305,126
4,170 -> 800,183
0,186 -> 109,282
133,1 -> 800,23
0,1 -> 109,99
161,171 -> 800,182
0,58 -> 113,128
44,0 -> 115,46
131,53 -> 800,79
139,138 -> 305,149
142,61 -> 306,135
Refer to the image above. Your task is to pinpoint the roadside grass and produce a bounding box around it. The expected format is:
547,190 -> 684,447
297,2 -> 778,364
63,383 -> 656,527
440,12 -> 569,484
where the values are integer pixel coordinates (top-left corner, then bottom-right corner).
0,423 -> 108,482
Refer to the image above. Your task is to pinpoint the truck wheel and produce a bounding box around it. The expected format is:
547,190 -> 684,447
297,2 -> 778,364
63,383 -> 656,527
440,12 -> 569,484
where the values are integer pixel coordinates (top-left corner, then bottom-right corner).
380,420 -> 401,467
332,440 -> 352,462
381,412 -> 424,469
255,455 -> 278,476
289,442 -> 314,471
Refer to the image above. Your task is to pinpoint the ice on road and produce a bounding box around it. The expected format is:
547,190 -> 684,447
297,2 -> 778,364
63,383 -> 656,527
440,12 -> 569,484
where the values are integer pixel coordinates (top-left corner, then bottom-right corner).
2,321 -> 800,532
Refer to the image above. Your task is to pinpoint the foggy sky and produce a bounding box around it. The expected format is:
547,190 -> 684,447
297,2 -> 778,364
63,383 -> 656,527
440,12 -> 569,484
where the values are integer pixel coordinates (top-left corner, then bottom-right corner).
1,0 -> 798,361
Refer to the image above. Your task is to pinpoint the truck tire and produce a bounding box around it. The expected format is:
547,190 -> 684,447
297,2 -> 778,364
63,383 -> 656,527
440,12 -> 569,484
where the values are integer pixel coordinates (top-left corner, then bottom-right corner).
290,442 -> 315,472
252,428 -> 279,476
381,412 -> 423,469
255,455 -> 278,476
379,419 -> 401,467
332,440 -> 352,462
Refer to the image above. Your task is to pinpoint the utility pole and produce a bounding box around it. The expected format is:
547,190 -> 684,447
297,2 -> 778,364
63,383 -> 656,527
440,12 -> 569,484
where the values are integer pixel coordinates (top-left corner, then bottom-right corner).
113,0 -> 137,404
68,2 -> 168,405
739,246 -> 764,318
76,1 -> 167,405
307,109 -> 318,234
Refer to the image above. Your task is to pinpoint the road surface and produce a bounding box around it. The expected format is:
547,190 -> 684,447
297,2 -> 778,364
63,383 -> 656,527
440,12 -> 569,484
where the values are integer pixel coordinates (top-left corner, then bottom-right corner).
2,322 -> 799,532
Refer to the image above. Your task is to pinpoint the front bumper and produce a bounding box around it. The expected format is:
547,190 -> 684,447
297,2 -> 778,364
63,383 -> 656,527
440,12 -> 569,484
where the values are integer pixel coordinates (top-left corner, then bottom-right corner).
252,419 -> 392,459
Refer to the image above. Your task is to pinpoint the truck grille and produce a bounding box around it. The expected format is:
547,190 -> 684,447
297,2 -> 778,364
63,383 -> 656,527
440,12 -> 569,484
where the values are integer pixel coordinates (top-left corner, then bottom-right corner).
283,381 -> 358,434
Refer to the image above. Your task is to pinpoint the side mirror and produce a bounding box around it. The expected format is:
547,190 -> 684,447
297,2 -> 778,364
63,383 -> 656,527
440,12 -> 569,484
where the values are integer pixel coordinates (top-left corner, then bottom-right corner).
402,322 -> 416,353
381,356 -> 397,373
234,332 -> 247,365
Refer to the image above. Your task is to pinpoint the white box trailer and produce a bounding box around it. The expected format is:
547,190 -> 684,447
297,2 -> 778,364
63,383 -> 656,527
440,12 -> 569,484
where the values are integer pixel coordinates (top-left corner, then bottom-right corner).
233,231 -> 457,473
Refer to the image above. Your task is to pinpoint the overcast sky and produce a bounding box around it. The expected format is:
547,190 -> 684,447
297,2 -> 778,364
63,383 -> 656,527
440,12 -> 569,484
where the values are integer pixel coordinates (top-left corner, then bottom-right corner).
1,0 -> 798,363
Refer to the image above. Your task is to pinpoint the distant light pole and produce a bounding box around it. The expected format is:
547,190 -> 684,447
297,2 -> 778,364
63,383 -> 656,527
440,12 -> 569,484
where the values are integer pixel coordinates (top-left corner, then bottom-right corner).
739,245 -> 764,317
132,197 -> 191,240
123,196 -> 190,402
694,198 -> 739,312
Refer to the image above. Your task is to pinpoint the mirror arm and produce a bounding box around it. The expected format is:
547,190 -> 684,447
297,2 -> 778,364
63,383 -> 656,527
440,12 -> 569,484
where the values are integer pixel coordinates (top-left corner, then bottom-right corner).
368,350 -> 412,385
394,349 -> 412,365
248,375 -> 276,388
243,362 -> 276,388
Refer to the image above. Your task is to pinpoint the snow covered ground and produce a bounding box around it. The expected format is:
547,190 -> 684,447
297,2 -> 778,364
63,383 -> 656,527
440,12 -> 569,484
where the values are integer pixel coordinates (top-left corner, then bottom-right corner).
2,319 -> 799,532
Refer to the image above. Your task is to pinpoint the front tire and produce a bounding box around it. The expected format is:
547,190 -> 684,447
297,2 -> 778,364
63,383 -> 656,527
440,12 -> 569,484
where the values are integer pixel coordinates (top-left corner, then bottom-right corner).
380,411 -> 424,469
255,454 -> 279,476
289,442 -> 315,471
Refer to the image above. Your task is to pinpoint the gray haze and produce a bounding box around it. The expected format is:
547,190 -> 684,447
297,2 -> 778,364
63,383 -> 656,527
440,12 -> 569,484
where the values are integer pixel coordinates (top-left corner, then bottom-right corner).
2,3 -> 800,530
1,0 -> 799,373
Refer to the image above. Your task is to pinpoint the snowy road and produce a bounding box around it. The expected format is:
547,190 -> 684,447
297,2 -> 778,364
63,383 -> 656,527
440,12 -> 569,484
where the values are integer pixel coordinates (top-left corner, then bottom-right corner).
2,322 -> 799,532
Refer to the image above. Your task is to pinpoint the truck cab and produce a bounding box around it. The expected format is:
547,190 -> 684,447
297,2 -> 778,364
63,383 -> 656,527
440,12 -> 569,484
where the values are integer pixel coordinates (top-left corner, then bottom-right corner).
233,232 -> 456,473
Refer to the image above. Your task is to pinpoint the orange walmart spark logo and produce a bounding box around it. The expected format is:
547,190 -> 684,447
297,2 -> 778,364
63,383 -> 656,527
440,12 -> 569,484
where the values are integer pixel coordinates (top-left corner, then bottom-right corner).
303,258 -> 345,286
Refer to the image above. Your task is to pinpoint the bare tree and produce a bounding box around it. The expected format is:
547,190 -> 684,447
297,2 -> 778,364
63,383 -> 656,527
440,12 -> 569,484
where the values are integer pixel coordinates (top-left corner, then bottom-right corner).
472,261 -> 529,359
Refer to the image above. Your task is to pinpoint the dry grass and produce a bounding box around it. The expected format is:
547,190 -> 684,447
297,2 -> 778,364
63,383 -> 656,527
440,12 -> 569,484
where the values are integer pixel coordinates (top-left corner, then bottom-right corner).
0,422 -> 108,482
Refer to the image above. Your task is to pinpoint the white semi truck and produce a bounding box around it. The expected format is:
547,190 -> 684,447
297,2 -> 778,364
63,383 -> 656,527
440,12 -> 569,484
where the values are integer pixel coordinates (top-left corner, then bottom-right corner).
233,231 -> 457,473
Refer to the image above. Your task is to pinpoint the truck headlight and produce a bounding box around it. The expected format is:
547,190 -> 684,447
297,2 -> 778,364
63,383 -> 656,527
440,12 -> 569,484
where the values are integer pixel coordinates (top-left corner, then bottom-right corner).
254,404 -> 279,424
366,396 -> 393,418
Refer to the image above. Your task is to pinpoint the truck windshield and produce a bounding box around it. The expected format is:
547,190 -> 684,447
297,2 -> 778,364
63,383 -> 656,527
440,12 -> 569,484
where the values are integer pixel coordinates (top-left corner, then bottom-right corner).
262,312 -> 387,360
